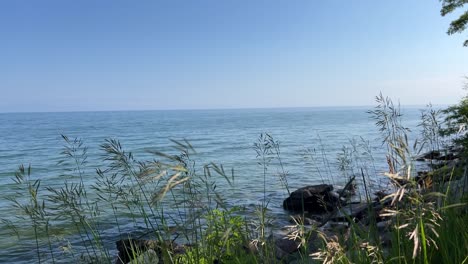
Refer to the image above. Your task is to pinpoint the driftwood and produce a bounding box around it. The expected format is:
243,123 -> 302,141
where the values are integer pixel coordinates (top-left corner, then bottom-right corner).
338,175 -> 356,198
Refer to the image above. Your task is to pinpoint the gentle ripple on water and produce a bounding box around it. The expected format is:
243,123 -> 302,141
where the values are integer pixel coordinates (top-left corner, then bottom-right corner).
0,107 -> 426,263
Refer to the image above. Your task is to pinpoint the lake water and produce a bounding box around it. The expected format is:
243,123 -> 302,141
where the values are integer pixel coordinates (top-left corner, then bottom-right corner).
0,107 -> 427,262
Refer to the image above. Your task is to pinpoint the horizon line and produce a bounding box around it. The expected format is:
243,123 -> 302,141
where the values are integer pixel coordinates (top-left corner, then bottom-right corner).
0,103 -> 451,115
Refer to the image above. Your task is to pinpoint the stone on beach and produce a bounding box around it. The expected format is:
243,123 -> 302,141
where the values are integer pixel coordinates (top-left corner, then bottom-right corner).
282,184 -> 340,214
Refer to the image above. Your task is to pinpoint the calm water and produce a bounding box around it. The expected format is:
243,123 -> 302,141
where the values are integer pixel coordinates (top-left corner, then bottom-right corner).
0,107 -> 424,262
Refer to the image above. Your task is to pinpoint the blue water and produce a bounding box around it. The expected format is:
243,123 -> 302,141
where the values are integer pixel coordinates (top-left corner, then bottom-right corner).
0,107 -> 425,262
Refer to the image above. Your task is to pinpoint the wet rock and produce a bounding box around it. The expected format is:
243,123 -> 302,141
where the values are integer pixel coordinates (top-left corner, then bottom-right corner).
283,184 -> 340,214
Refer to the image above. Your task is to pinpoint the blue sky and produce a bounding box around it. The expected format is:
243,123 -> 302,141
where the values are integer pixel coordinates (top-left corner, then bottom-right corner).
1,0 -> 467,112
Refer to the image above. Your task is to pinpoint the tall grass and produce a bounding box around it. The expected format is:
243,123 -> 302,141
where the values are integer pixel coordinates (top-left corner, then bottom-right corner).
418,104 -> 443,155
308,95 -> 467,264
1,95 -> 467,264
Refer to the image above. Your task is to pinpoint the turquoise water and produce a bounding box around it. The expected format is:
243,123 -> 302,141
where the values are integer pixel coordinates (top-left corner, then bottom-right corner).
0,107 -> 424,262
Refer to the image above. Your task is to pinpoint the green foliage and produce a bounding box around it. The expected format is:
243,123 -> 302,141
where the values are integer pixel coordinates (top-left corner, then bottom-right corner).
6,165 -> 51,263
204,208 -> 246,257
440,96 -> 468,152
180,207 -> 255,264
440,0 -> 468,46
429,208 -> 468,264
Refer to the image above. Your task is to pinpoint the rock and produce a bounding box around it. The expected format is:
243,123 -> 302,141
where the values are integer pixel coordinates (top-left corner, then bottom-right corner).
116,239 -> 154,264
415,150 -> 440,161
289,184 -> 333,200
428,160 -> 452,170
286,239 -> 320,264
379,231 -> 392,247
289,215 -> 321,226
269,231 -> 320,262
374,190 -> 388,201
417,148 -> 461,162
437,153 -> 458,161
265,234 -> 300,260
329,200 -> 389,226
115,238 -> 186,264
336,189 -> 355,199
275,237 -> 300,259
283,184 -> 340,214
417,159 -> 465,188
376,220 -> 392,232
327,221 -> 349,231
274,246 -> 290,260
438,174 -> 468,203
329,191 -> 340,200
448,145 -> 464,155
329,202 -> 370,223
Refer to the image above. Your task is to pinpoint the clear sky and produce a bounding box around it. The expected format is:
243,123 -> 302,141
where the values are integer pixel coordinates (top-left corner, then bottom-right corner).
1,0 -> 467,112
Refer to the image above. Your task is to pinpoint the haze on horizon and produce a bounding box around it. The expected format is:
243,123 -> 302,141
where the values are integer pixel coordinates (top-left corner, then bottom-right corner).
1,0 -> 468,113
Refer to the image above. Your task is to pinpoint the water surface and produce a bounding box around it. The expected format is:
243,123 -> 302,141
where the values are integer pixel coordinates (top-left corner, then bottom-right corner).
0,107 -> 426,262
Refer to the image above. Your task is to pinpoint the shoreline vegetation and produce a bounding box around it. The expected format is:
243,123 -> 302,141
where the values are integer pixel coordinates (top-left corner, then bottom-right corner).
1,94 -> 467,264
